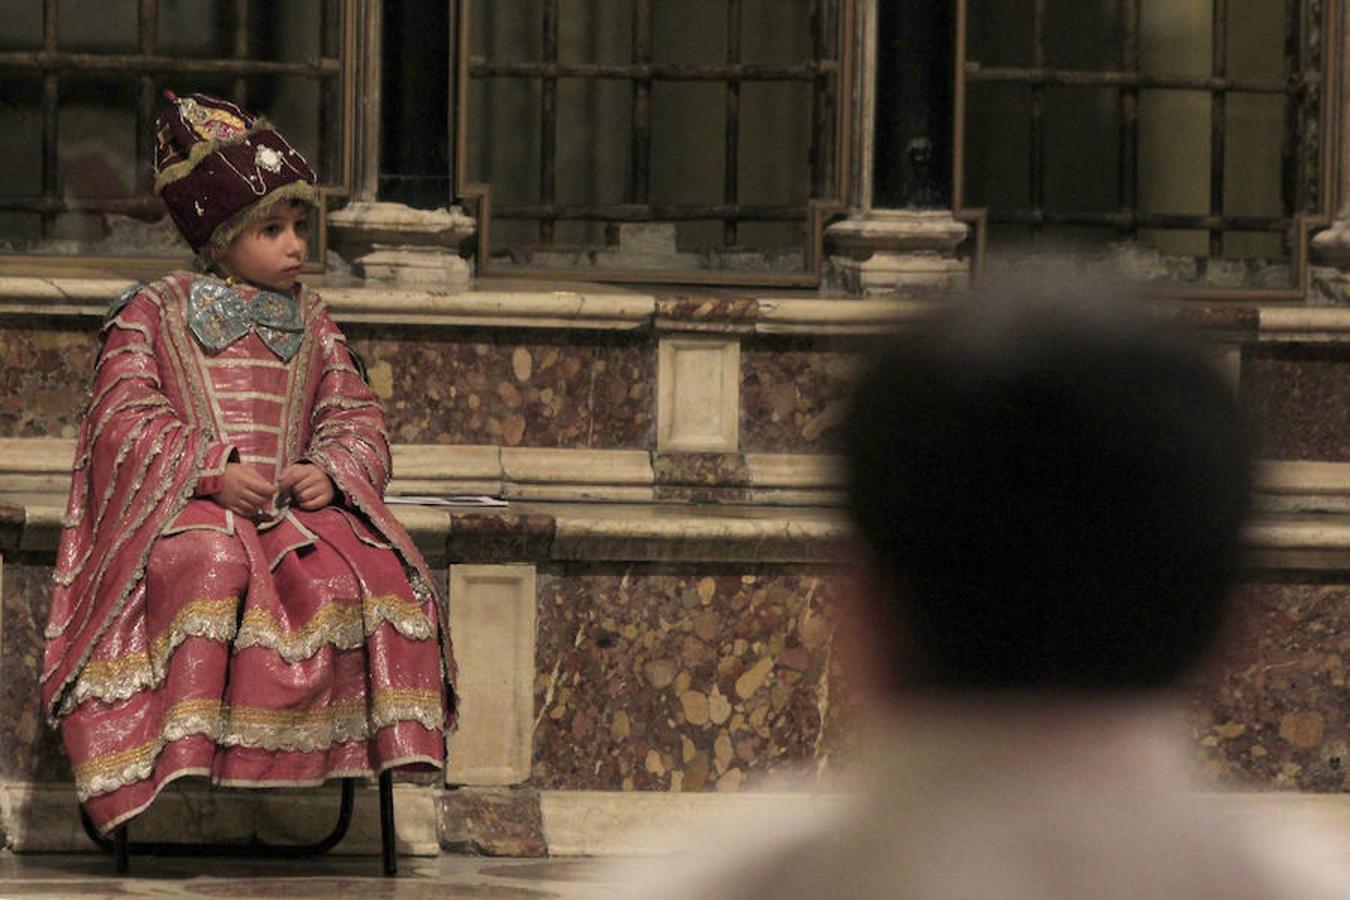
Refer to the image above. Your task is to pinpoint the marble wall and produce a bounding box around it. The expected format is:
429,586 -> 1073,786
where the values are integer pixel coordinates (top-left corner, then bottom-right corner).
1187,580 -> 1349,792
1243,345 -> 1350,461
0,320 -> 95,440
531,564 -> 855,793
0,317 -> 865,457
2,552 -> 1345,803
0,556 -> 70,784
348,325 -> 655,449
740,339 -> 860,454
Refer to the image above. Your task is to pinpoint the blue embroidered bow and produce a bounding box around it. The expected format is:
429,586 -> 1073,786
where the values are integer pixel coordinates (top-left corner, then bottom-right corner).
188,279 -> 304,361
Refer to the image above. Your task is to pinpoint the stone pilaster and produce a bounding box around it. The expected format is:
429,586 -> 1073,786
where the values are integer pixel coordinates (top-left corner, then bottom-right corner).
1309,0 -> 1350,289
825,1 -> 969,297
328,201 -> 476,287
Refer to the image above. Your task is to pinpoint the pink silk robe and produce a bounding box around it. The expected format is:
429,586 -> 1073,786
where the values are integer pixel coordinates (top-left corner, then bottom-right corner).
40,272 -> 457,833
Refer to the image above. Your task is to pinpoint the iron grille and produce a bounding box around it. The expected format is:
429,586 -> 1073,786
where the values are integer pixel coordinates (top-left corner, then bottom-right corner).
0,0 -> 349,261
957,0 -> 1330,264
458,0 -> 852,286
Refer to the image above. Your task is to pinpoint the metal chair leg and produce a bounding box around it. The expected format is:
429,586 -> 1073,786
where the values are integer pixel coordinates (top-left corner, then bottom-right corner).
379,770 -> 397,877
114,825 -> 129,874
80,778 -> 358,872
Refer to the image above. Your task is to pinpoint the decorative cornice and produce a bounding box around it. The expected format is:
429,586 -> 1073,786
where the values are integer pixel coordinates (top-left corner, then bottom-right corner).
1257,306 -> 1350,342
0,276 -> 934,336
12,277 -> 1350,342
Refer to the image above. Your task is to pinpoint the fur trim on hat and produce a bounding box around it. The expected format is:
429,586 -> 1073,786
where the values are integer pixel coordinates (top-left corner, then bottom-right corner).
196,180 -> 319,266
153,117 -> 277,195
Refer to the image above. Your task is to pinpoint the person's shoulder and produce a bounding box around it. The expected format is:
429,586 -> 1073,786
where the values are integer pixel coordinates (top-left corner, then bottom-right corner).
297,282 -> 327,312
103,272 -> 185,324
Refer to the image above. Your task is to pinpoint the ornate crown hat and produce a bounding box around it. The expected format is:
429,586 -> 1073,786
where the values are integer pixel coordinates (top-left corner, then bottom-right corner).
153,91 -> 317,256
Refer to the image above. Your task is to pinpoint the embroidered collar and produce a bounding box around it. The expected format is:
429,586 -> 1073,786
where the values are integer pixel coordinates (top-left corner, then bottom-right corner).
187,277 -> 304,361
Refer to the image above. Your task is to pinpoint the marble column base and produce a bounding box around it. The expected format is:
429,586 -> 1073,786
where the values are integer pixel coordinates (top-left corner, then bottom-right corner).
825,210 -> 971,297
328,201 -> 476,288
1311,220 -> 1350,270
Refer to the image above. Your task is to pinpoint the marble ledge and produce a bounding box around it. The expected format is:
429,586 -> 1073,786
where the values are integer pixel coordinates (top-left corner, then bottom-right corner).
0,275 -> 933,337
17,275 -> 1350,343
11,499 -> 1350,569
0,439 -> 844,508
1258,306 -> 1350,342
537,789 -> 1350,858
2,499 -> 849,565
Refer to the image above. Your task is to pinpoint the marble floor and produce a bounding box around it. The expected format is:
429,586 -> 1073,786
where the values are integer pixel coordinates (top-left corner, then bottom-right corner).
0,852 -> 630,898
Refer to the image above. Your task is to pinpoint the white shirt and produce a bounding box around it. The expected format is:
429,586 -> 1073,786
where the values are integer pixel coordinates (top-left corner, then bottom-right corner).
608,697 -> 1350,899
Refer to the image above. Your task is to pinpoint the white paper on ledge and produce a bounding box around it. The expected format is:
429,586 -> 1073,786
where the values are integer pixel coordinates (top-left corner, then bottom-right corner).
384,494 -> 509,508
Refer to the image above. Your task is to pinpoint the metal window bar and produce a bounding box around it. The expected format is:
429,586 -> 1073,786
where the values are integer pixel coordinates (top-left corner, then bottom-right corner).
320,0 -> 343,186
724,0 -> 741,246
1281,0 -> 1300,220
471,60 -> 835,80
810,0 -> 838,201
135,0 -> 158,194
0,52 -> 338,76
1118,0 -> 1139,239
963,0 -> 1321,255
1210,0 -> 1227,257
1029,0 -> 1045,242
467,1 -> 844,248
0,5 -> 343,226
41,0 -> 59,238
232,0 -> 250,107
631,0 -> 653,207
541,0 -> 559,244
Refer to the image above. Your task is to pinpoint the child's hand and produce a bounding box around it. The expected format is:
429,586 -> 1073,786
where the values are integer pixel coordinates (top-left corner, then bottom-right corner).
279,463 -> 335,511
217,464 -> 276,518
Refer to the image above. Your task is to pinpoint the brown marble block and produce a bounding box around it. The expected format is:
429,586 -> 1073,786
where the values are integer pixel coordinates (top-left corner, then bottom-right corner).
440,785 -> 547,857
0,556 -> 70,782
740,337 -> 861,454
348,325 -> 655,449
653,453 -> 752,503
1243,344 -> 1350,461
1186,580 -> 1348,792
0,320 -> 97,439
532,564 -> 855,793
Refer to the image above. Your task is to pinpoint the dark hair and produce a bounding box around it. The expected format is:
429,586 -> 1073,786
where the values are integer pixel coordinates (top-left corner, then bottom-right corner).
841,292 -> 1253,691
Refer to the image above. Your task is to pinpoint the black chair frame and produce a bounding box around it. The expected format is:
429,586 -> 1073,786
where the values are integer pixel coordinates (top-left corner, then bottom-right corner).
80,771 -> 399,876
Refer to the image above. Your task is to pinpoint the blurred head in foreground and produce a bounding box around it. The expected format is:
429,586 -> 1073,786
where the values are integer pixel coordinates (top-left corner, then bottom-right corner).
841,291 -> 1253,696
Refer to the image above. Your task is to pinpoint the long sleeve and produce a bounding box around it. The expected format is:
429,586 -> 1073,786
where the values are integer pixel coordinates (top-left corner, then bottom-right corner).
303,310 -> 392,501
42,287 -> 230,719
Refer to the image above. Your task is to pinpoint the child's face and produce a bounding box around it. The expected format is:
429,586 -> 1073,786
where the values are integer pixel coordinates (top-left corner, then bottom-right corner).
219,202 -> 309,291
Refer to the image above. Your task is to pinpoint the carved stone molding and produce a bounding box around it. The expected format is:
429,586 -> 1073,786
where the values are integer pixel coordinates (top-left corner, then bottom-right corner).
328,201 -> 477,287
825,209 -> 970,296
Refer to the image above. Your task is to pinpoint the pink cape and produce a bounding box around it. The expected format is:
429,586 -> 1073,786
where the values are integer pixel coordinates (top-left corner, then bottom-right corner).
41,273 -> 457,831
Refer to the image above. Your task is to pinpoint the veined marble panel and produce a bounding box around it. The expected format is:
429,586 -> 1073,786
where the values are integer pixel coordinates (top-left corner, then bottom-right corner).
0,557 -> 68,783
531,566 -> 854,794
741,342 -> 859,453
1186,581 -> 1348,793
0,321 -> 95,441
1244,344 -> 1350,461
350,326 -> 655,450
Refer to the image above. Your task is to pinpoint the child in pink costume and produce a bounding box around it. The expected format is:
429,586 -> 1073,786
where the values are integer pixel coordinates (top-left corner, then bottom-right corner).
40,92 -> 456,834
